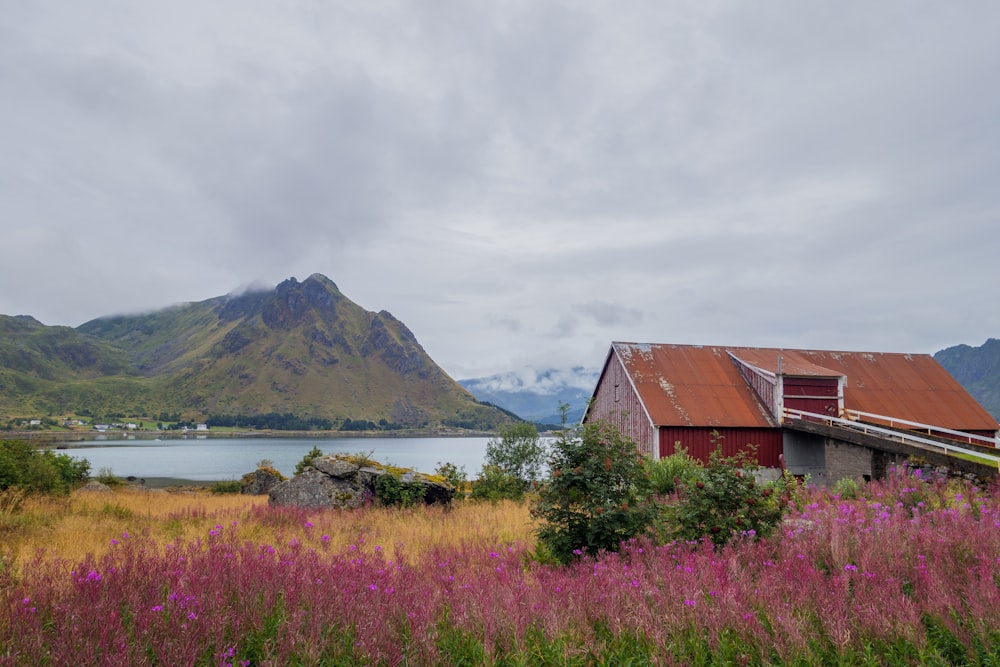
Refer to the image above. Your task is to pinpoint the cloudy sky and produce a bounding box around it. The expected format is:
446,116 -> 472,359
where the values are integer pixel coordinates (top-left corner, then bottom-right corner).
2,2 -> 998,382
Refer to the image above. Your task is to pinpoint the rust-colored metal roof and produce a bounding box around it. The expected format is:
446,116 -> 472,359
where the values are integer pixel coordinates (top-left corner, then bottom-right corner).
612,343 -> 777,428
777,348 -> 998,430
727,348 -> 845,377
610,342 -> 998,432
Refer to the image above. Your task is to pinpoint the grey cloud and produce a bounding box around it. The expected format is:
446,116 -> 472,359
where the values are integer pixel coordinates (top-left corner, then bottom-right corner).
487,315 -> 522,333
3,1 -> 1000,375
576,300 -> 644,327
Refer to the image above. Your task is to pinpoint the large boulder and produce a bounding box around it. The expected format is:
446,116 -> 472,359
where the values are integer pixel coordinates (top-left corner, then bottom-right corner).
80,480 -> 112,493
267,455 -> 454,509
241,467 -> 286,495
267,468 -> 367,509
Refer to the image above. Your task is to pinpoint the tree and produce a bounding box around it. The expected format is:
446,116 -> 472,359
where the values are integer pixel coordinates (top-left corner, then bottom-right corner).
532,421 -> 656,564
483,422 -> 545,491
294,445 -> 325,475
470,465 -> 526,502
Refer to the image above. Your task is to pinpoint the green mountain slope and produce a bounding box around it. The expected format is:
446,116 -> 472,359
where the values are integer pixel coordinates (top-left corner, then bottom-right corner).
1,274 -> 511,429
934,339 -> 1000,420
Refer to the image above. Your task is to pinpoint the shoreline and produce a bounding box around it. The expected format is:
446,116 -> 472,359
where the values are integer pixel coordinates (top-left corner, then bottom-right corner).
4,427 -> 499,445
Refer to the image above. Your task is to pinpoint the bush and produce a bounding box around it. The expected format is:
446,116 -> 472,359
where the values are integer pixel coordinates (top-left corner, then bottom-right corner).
532,421 -> 656,564
665,448 -> 794,547
210,480 -> 244,494
435,461 -> 468,498
294,446 -> 325,475
833,476 -> 863,500
483,422 -> 546,491
0,440 -> 90,495
470,465 -> 525,502
94,467 -> 125,488
646,446 -> 702,496
375,473 -> 426,507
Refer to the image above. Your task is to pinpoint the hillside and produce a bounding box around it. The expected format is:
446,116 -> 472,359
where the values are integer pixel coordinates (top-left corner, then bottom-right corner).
934,338 -> 1000,420
0,274 -> 512,430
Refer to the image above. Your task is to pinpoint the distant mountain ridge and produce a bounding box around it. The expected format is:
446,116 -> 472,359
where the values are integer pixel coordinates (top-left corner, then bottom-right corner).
459,367 -> 599,425
0,274 -> 512,430
934,338 -> 1000,420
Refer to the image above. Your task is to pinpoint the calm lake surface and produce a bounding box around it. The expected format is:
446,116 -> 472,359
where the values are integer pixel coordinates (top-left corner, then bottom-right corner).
54,436 -> 495,482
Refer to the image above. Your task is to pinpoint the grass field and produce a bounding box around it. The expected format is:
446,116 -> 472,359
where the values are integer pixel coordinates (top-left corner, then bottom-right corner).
2,469 -> 1000,665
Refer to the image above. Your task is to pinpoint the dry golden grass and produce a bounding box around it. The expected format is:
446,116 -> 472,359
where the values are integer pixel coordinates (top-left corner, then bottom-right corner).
1,489 -> 535,572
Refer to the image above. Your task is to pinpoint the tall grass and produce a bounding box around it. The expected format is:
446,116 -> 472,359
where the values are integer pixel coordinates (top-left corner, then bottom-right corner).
2,469 -> 1000,664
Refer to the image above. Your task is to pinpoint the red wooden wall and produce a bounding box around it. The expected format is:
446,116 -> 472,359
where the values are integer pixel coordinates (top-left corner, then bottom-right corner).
586,352 -> 657,457
658,426 -> 783,467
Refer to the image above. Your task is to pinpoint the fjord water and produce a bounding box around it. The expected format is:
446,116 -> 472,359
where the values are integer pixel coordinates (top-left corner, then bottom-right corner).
57,436 -> 493,482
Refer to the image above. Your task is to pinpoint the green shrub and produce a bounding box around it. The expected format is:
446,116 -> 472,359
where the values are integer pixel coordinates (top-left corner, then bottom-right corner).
294,446 -> 325,475
435,461 -> 468,498
532,421 -> 656,564
833,476 -> 863,500
665,448 -> 794,547
210,480 -> 244,494
470,465 -> 524,502
646,445 -> 702,495
94,467 -> 125,488
375,473 -> 426,507
0,440 -> 90,495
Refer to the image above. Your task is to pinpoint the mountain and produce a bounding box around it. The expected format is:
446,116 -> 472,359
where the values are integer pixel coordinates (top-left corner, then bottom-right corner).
459,367 -> 599,425
934,339 -> 1000,420
0,274 -> 513,430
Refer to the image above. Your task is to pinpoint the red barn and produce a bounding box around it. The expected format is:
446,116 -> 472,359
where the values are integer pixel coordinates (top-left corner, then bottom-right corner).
583,342 -> 998,472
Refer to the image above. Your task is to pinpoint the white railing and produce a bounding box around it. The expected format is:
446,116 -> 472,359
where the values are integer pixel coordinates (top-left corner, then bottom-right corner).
842,409 -> 998,448
782,408 -> 1000,468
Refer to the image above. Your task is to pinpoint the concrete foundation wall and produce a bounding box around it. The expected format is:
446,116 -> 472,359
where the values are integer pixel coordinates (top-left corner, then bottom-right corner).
781,421 -> 999,488
782,429 -> 876,487
824,440 -> 873,484
782,430 -> 826,484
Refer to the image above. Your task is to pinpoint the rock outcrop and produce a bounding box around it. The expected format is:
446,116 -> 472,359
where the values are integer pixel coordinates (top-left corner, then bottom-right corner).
80,480 -> 112,493
267,455 -> 454,509
241,466 -> 286,495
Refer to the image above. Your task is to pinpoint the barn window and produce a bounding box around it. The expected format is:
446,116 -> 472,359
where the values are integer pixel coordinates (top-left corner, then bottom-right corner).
614,383 -> 620,402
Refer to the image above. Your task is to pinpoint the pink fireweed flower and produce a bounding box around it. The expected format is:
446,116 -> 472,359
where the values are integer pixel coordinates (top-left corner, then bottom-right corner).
304,521 -> 313,528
